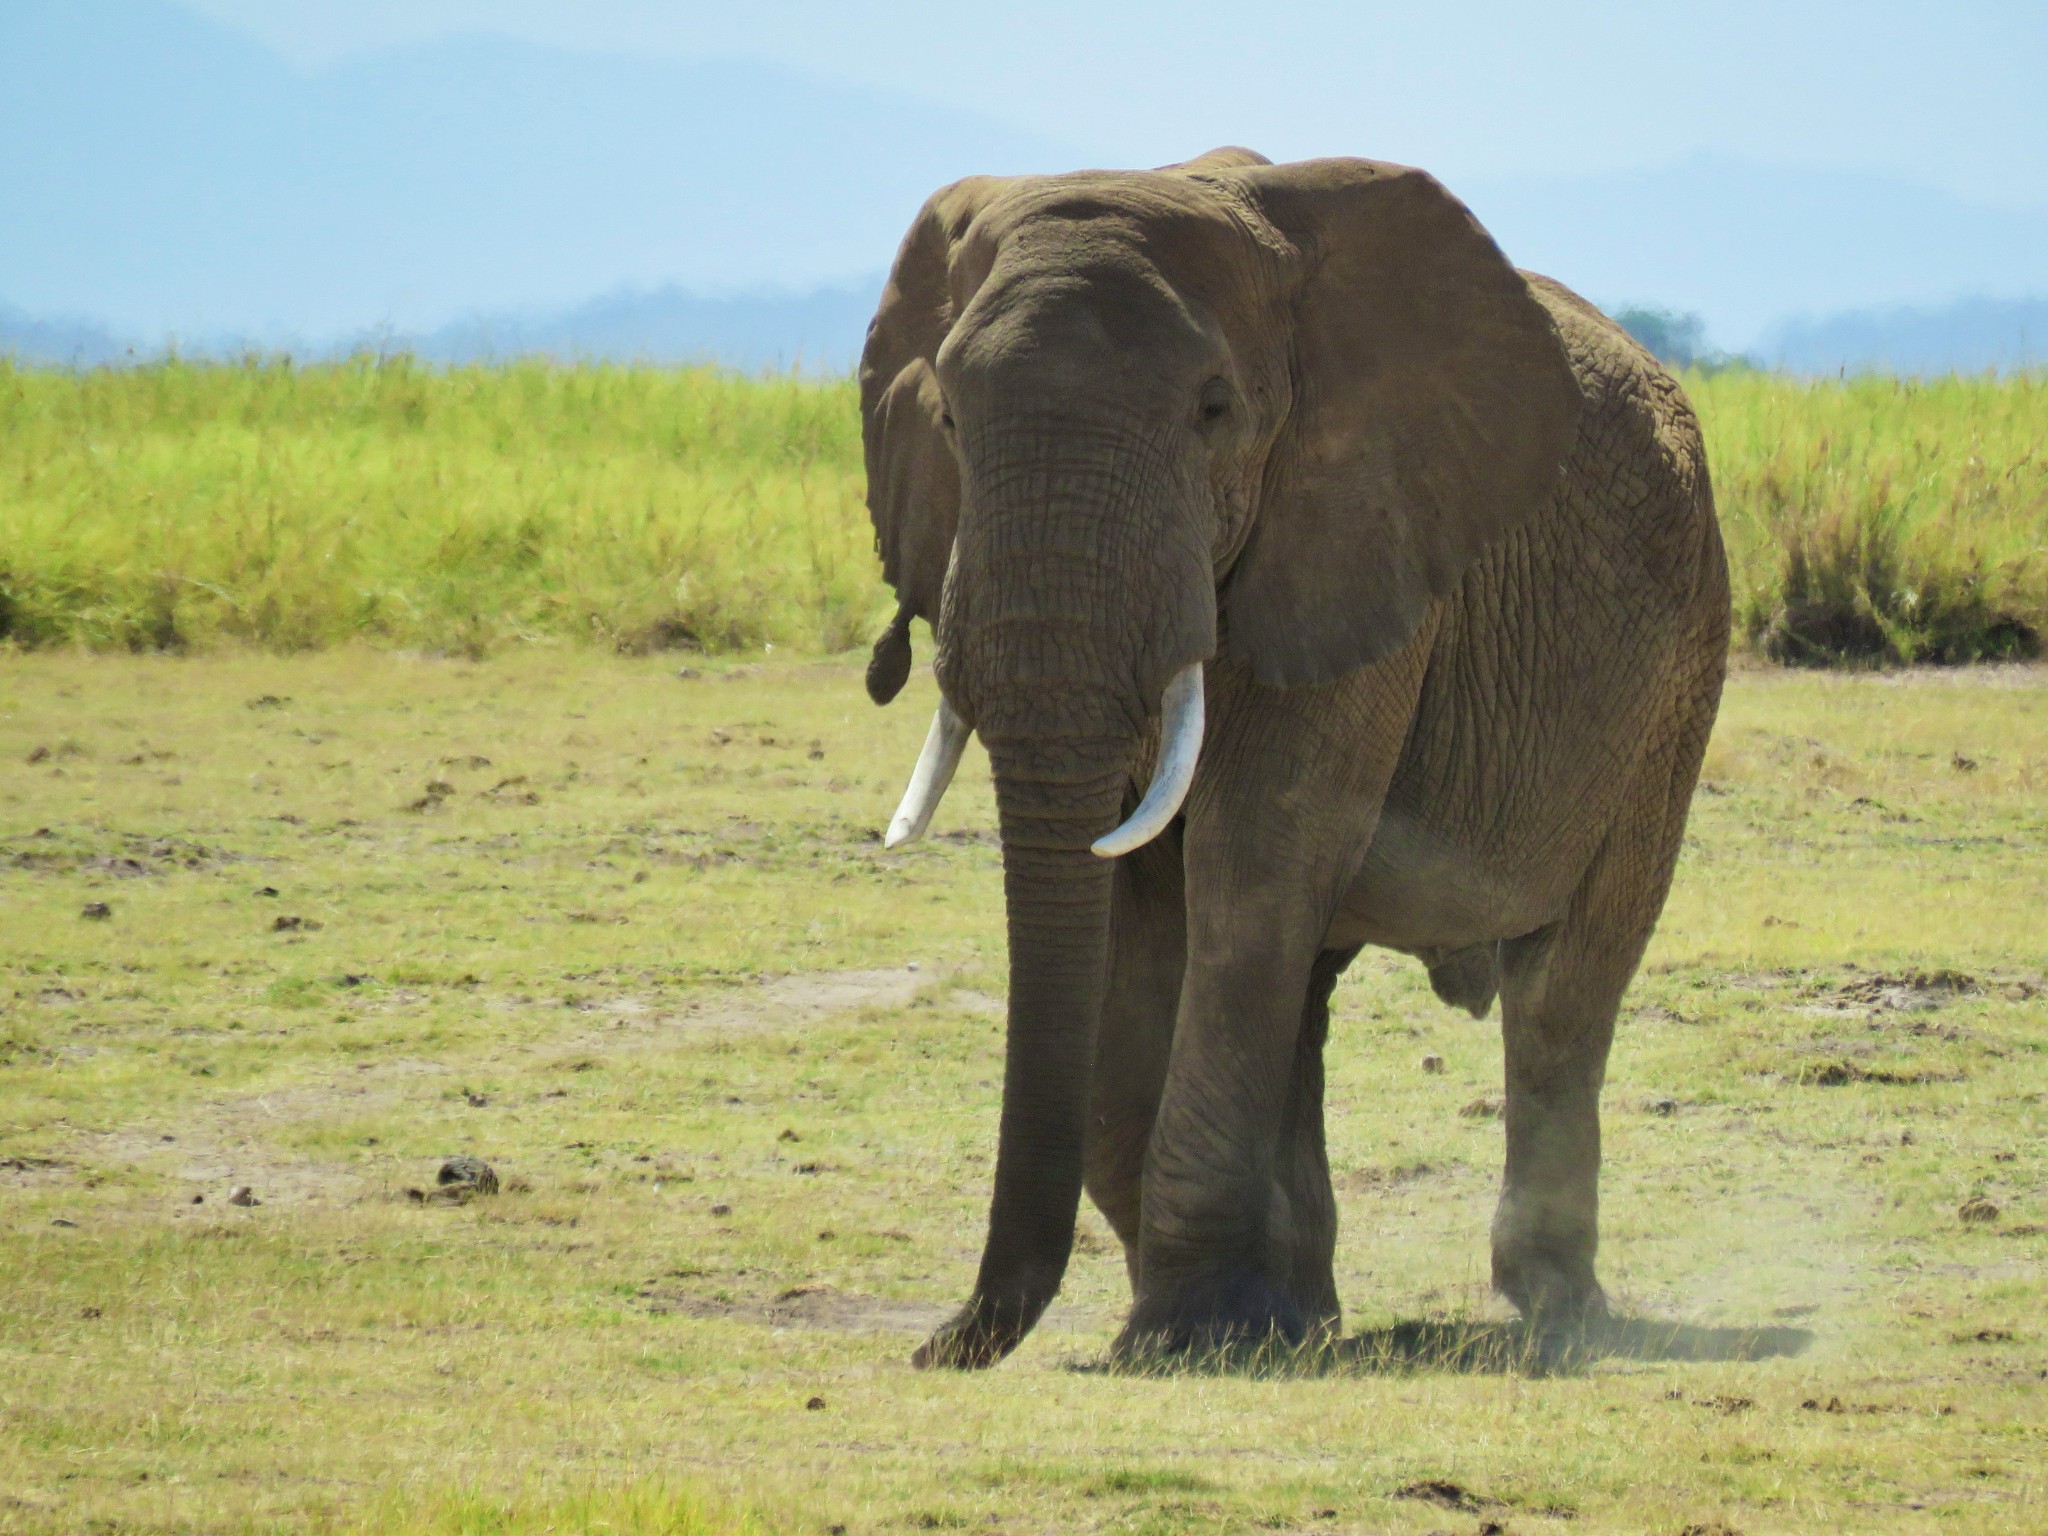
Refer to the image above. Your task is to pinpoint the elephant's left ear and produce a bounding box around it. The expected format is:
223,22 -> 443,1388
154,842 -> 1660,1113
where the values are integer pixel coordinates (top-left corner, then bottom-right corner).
1221,159 -> 1582,686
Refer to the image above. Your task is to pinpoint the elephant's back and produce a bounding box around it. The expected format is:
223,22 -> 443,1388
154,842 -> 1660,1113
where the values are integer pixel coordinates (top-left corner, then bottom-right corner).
1519,270 -> 1726,612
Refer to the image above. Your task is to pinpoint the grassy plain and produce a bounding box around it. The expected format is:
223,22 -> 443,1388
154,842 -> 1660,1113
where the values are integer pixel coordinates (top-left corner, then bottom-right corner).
3,651 -> 2045,1535
4,360 -> 2046,664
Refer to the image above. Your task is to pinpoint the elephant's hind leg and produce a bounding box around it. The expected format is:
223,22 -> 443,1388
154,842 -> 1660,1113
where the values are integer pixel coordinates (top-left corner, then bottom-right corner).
1490,702 -> 1712,1325
1084,823 -> 1185,1292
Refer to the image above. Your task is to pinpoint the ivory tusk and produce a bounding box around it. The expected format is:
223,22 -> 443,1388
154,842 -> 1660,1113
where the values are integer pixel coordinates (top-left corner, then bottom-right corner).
884,698 -> 971,849
1092,663 -> 1205,859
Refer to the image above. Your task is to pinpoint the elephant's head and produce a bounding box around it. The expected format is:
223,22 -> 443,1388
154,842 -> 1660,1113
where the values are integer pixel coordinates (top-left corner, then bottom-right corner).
860,149 -> 1581,1367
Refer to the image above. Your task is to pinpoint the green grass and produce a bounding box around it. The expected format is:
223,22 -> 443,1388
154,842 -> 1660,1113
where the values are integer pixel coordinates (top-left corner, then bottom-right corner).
0,358 -> 876,657
4,359 -> 2045,664
1694,369 -> 2048,663
2,650 -> 2045,1534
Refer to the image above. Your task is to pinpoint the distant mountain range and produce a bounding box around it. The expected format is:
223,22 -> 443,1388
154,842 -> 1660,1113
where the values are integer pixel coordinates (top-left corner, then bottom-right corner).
396,283 -> 885,373
2,0 -> 2043,372
0,305 -> 137,369
13,286 -> 2047,378
1758,297 -> 2048,375
0,284 -> 884,373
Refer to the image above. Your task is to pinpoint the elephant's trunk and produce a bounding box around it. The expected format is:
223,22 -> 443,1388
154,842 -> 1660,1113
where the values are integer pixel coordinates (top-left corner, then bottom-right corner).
910,435 -> 1214,1368
927,742 -> 1125,1364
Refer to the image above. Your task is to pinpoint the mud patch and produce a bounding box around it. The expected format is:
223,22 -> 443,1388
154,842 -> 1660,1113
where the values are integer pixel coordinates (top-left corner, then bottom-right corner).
1392,1479 -> 1504,1513
1806,968 -> 1978,1015
0,1155 -> 71,1187
5,831 -> 247,876
1795,1058 -> 1959,1087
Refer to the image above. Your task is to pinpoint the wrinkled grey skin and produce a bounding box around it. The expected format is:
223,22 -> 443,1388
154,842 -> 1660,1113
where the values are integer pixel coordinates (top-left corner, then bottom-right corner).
859,148 -> 1729,1368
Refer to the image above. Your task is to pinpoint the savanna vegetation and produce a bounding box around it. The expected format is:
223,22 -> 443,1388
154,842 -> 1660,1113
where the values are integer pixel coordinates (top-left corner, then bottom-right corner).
2,651 -> 2044,1534
3,354 -> 2044,1532
2,358 -> 2044,666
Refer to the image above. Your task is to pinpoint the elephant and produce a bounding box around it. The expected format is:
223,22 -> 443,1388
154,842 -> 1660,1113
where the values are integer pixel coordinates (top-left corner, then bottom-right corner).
857,147 -> 1730,1369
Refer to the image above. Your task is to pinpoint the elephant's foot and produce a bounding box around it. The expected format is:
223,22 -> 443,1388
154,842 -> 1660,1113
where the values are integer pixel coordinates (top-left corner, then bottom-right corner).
1112,1269 -> 1313,1363
911,1291 -> 1047,1370
1490,1237 -> 1607,1328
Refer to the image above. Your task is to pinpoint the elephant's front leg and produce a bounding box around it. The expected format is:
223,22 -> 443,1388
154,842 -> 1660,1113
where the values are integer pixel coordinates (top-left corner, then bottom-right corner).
1119,878 -> 1339,1353
1112,655 -> 1426,1357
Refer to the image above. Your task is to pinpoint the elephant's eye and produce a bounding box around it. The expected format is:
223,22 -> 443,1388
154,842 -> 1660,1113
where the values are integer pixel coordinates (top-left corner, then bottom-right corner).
1195,377 -> 1233,430
939,409 -> 955,430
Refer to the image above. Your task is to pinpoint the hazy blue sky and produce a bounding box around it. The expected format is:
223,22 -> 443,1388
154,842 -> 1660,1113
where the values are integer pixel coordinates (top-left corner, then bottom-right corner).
6,1 -> 2043,352
185,0 -> 2048,205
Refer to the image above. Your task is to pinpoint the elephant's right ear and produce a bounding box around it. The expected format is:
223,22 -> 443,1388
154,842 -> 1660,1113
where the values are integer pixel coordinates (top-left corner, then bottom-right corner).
859,176 -> 1010,704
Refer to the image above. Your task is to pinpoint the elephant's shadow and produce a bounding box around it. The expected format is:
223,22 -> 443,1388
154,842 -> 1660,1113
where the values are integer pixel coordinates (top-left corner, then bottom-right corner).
1081,1313 -> 1814,1379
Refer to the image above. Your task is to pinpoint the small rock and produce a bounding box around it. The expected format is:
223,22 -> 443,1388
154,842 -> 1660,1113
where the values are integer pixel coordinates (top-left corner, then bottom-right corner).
254,886 -> 280,897
805,1395 -> 827,1411
1959,1196 -> 2001,1224
1420,1053 -> 1445,1074
777,1127 -> 801,1143
710,1202 -> 733,1217
50,1216 -> 77,1227
1646,1096 -> 1678,1116
228,1185 -> 260,1207
817,1229 -> 837,1241
26,744 -> 51,764
81,901 -> 112,921
190,1194 -> 204,1205
906,961 -> 920,972
437,1156 -> 499,1196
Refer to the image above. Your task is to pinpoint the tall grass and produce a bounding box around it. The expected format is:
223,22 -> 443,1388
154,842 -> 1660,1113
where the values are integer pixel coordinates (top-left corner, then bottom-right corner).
0,356 -> 875,656
1692,369 -> 2047,663
3,357 -> 2044,663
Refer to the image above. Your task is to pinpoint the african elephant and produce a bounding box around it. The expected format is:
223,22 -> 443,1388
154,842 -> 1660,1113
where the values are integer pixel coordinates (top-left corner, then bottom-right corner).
858,147 -> 1729,1368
